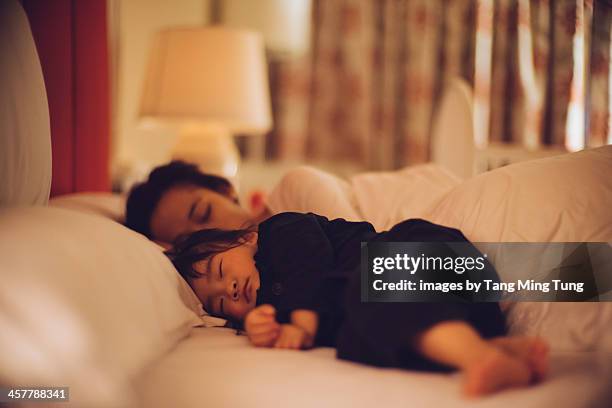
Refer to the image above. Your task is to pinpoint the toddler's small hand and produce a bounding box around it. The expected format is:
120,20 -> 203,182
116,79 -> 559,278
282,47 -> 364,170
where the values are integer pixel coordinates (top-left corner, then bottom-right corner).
274,324 -> 310,350
245,304 -> 280,347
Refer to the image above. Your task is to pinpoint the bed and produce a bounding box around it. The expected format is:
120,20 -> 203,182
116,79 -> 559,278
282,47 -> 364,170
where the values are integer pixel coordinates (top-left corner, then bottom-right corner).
136,147 -> 612,408
135,328 -> 612,408
1,1 -> 612,407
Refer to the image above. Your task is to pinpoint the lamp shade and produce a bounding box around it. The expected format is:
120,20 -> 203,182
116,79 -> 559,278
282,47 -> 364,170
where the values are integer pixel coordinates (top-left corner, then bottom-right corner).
139,26 -> 272,135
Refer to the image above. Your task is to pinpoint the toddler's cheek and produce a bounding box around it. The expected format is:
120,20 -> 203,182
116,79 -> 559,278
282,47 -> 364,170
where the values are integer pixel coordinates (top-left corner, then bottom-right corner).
239,304 -> 256,320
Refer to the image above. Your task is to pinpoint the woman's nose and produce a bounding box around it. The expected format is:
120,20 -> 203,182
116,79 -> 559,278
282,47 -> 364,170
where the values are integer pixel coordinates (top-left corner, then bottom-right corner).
227,279 -> 239,300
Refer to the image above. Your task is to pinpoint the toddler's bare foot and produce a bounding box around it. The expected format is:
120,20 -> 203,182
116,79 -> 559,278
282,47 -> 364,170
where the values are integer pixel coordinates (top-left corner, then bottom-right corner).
463,349 -> 531,397
491,337 -> 549,382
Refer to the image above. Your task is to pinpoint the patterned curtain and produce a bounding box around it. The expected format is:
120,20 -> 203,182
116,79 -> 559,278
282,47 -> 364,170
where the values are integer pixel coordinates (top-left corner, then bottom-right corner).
588,0 -> 611,146
271,0 -> 610,167
272,0 -> 476,168
481,0 -> 611,150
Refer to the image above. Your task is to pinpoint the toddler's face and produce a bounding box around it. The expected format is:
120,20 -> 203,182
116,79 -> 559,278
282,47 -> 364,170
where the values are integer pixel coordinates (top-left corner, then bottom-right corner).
190,234 -> 260,321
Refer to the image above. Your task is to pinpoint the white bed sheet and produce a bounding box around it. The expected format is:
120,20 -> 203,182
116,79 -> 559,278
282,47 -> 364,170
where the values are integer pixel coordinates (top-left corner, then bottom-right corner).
135,327 -> 612,408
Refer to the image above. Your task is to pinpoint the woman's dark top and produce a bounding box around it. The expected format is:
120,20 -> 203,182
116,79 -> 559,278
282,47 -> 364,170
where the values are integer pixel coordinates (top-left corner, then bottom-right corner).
254,212 -> 505,371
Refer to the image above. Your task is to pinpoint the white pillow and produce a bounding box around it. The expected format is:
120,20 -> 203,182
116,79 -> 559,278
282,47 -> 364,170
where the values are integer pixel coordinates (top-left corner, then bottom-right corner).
0,0 -> 52,207
48,194 -> 231,328
266,166 -> 362,221
50,192 -> 127,223
428,145 -> 612,351
505,302 -> 612,352
266,164 -> 461,232
351,164 -> 461,231
428,145 -> 612,242
0,206 -> 202,406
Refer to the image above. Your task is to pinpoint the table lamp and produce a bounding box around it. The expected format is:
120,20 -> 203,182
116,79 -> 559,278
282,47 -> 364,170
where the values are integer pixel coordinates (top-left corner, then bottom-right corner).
139,26 -> 272,183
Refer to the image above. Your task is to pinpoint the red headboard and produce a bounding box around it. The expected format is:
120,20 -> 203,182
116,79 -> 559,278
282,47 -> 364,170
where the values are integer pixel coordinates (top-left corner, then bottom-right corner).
22,0 -> 110,196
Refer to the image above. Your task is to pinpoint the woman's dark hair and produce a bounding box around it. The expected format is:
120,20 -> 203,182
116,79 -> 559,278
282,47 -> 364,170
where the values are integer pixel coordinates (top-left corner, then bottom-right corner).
125,160 -> 234,238
165,227 -> 255,282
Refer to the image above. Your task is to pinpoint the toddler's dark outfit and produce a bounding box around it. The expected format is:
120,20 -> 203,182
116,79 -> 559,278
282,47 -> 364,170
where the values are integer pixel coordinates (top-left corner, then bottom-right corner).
254,212 -> 505,371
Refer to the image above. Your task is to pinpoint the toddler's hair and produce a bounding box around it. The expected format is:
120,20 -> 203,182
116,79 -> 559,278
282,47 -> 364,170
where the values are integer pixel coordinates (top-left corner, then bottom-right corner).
165,227 -> 255,281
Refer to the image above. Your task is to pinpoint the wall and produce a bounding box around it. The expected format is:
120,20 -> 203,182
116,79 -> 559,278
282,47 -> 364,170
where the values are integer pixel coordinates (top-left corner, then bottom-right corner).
112,0 -> 209,187
222,0 -> 311,56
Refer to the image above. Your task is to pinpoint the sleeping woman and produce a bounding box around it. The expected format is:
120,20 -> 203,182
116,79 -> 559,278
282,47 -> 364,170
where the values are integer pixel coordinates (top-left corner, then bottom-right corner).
125,160 -> 359,247
166,212 -> 549,397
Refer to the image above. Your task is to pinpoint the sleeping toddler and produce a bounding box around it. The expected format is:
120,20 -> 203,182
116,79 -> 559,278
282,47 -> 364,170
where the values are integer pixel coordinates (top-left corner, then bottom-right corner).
167,212 -> 548,397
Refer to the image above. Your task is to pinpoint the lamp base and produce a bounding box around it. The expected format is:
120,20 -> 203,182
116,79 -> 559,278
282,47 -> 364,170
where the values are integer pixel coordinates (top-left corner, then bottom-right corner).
171,124 -> 240,187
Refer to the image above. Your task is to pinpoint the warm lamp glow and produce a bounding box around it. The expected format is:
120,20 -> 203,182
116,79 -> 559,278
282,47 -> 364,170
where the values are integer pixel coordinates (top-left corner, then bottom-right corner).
139,26 -> 272,182
140,26 -> 272,133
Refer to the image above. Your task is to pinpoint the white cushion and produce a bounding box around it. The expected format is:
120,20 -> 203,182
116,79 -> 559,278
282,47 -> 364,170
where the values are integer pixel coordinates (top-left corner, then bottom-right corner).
0,206 -> 202,406
0,0 -> 52,207
428,145 -> 612,242
431,78 -> 475,179
50,192 -> 127,223
505,302 -> 612,351
266,164 -> 461,232
428,145 -> 612,351
351,164 -> 461,231
266,166 -> 362,222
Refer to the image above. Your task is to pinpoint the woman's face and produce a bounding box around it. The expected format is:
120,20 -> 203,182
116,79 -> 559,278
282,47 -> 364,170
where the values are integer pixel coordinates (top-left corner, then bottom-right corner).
190,235 -> 260,321
150,184 -> 252,244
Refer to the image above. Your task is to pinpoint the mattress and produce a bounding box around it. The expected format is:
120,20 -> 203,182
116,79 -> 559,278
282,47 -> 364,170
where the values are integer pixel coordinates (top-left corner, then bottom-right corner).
135,327 -> 612,408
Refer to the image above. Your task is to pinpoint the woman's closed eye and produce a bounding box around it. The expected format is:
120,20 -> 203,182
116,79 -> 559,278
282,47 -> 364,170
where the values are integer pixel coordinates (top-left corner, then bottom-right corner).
188,200 -> 212,224
188,200 -> 197,221
199,203 -> 212,224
